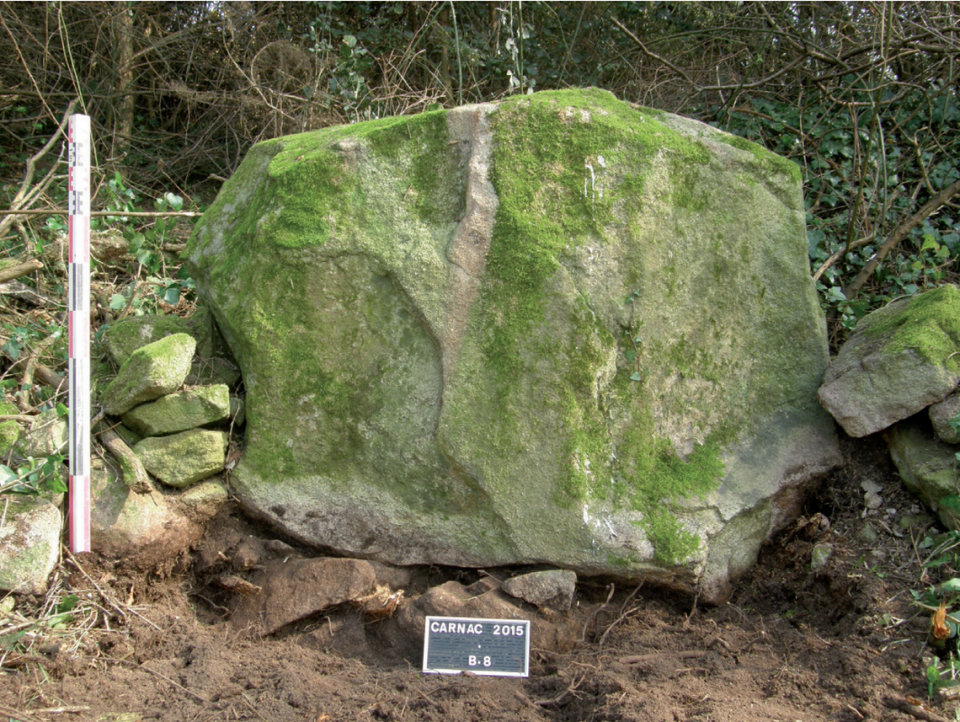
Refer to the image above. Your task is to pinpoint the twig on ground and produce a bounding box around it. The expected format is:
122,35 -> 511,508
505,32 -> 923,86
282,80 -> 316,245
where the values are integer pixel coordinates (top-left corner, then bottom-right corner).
19,330 -> 62,411
65,551 -> 161,631
121,659 -> 211,705
0,259 -> 43,285
96,425 -> 154,494
582,583 -> 615,643
241,693 -> 271,722
598,583 -> 643,648
619,650 -> 707,665
0,703 -> 44,722
883,695 -> 951,722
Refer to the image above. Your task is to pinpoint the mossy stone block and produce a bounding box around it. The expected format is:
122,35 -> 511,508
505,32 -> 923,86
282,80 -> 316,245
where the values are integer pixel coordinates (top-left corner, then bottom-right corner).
102,311 -> 241,387
133,428 -> 228,487
0,496 -> 61,594
103,314 -> 210,365
820,286 -> 960,437
0,399 -> 21,456
102,333 -> 196,416
122,384 -> 231,437
16,408 -> 67,458
884,419 -> 960,530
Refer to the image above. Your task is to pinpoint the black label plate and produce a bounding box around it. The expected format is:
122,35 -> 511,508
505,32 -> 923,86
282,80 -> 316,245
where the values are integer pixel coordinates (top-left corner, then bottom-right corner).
422,616 -> 530,677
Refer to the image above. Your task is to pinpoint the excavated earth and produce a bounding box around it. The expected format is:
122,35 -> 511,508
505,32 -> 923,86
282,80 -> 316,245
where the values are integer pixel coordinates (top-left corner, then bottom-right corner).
0,434 -> 955,722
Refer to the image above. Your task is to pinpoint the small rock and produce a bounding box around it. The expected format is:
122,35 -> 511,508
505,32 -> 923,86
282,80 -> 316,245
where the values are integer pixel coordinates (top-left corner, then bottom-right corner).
858,523 -> 879,544
930,392 -> 960,443
864,492 -> 883,510
898,513 -> 933,531
113,424 -> 142,447
229,396 -> 245,427
231,558 -> 378,635
861,480 -> 883,494
300,608 -> 369,657
216,574 -> 262,596
17,408 -> 68,457
811,543 -> 834,571
102,334 -> 196,416
176,479 -> 229,519
264,539 -> 298,557
133,429 -> 228,487
103,315 -> 209,365
233,538 -> 263,571
102,313 -> 241,387
0,595 -> 15,618
0,496 -> 61,594
0,399 -> 21,455
861,481 -> 884,510
818,286 -> 960,437
501,570 -> 577,611
90,458 -> 212,569
884,419 -> 959,530
122,384 -> 231,437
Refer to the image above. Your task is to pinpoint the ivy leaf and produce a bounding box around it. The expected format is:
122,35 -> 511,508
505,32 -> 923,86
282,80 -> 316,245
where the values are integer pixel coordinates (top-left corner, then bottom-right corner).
164,193 -> 184,211
0,464 -> 17,487
939,578 -> 960,593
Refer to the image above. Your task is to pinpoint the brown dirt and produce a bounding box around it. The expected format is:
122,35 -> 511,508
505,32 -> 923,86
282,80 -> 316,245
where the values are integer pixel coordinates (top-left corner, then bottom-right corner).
0,435 -> 955,722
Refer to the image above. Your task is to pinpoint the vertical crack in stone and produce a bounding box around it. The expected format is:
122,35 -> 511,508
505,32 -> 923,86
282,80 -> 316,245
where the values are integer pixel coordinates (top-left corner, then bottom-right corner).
440,104 -> 499,386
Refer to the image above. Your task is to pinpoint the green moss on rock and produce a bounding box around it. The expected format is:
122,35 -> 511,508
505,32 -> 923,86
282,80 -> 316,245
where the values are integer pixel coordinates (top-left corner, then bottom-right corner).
102,334 -> 196,416
184,88 -> 836,595
862,285 -> 960,374
0,400 -> 21,456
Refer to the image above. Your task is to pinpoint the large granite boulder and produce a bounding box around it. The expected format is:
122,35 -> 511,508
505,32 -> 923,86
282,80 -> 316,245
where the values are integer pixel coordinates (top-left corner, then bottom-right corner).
185,88 -> 839,602
818,286 -> 960,437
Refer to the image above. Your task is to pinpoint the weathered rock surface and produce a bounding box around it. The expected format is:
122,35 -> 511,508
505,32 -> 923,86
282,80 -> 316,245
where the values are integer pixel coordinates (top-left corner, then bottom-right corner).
186,88 -> 840,602
819,286 -> 960,438
501,570 -> 577,611
930,392 -> 960,443
133,429 -> 228,487
230,558 -> 378,635
883,419 -> 960,530
0,496 -> 61,594
16,407 -> 67,458
122,384 -> 231,437
102,334 -> 196,416
0,399 -> 22,455
90,457 -> 227,567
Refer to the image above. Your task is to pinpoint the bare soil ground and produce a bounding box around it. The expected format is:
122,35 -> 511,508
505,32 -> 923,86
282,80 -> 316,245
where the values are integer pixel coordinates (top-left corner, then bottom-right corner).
0,435 -> 954,722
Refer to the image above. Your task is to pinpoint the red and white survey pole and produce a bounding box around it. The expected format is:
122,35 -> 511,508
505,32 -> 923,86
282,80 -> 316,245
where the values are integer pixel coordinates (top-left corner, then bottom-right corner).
67,114 -> 91,553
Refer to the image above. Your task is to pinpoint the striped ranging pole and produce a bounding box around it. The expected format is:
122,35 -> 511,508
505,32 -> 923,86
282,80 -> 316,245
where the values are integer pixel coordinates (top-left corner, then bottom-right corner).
68,114 -> 91,553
